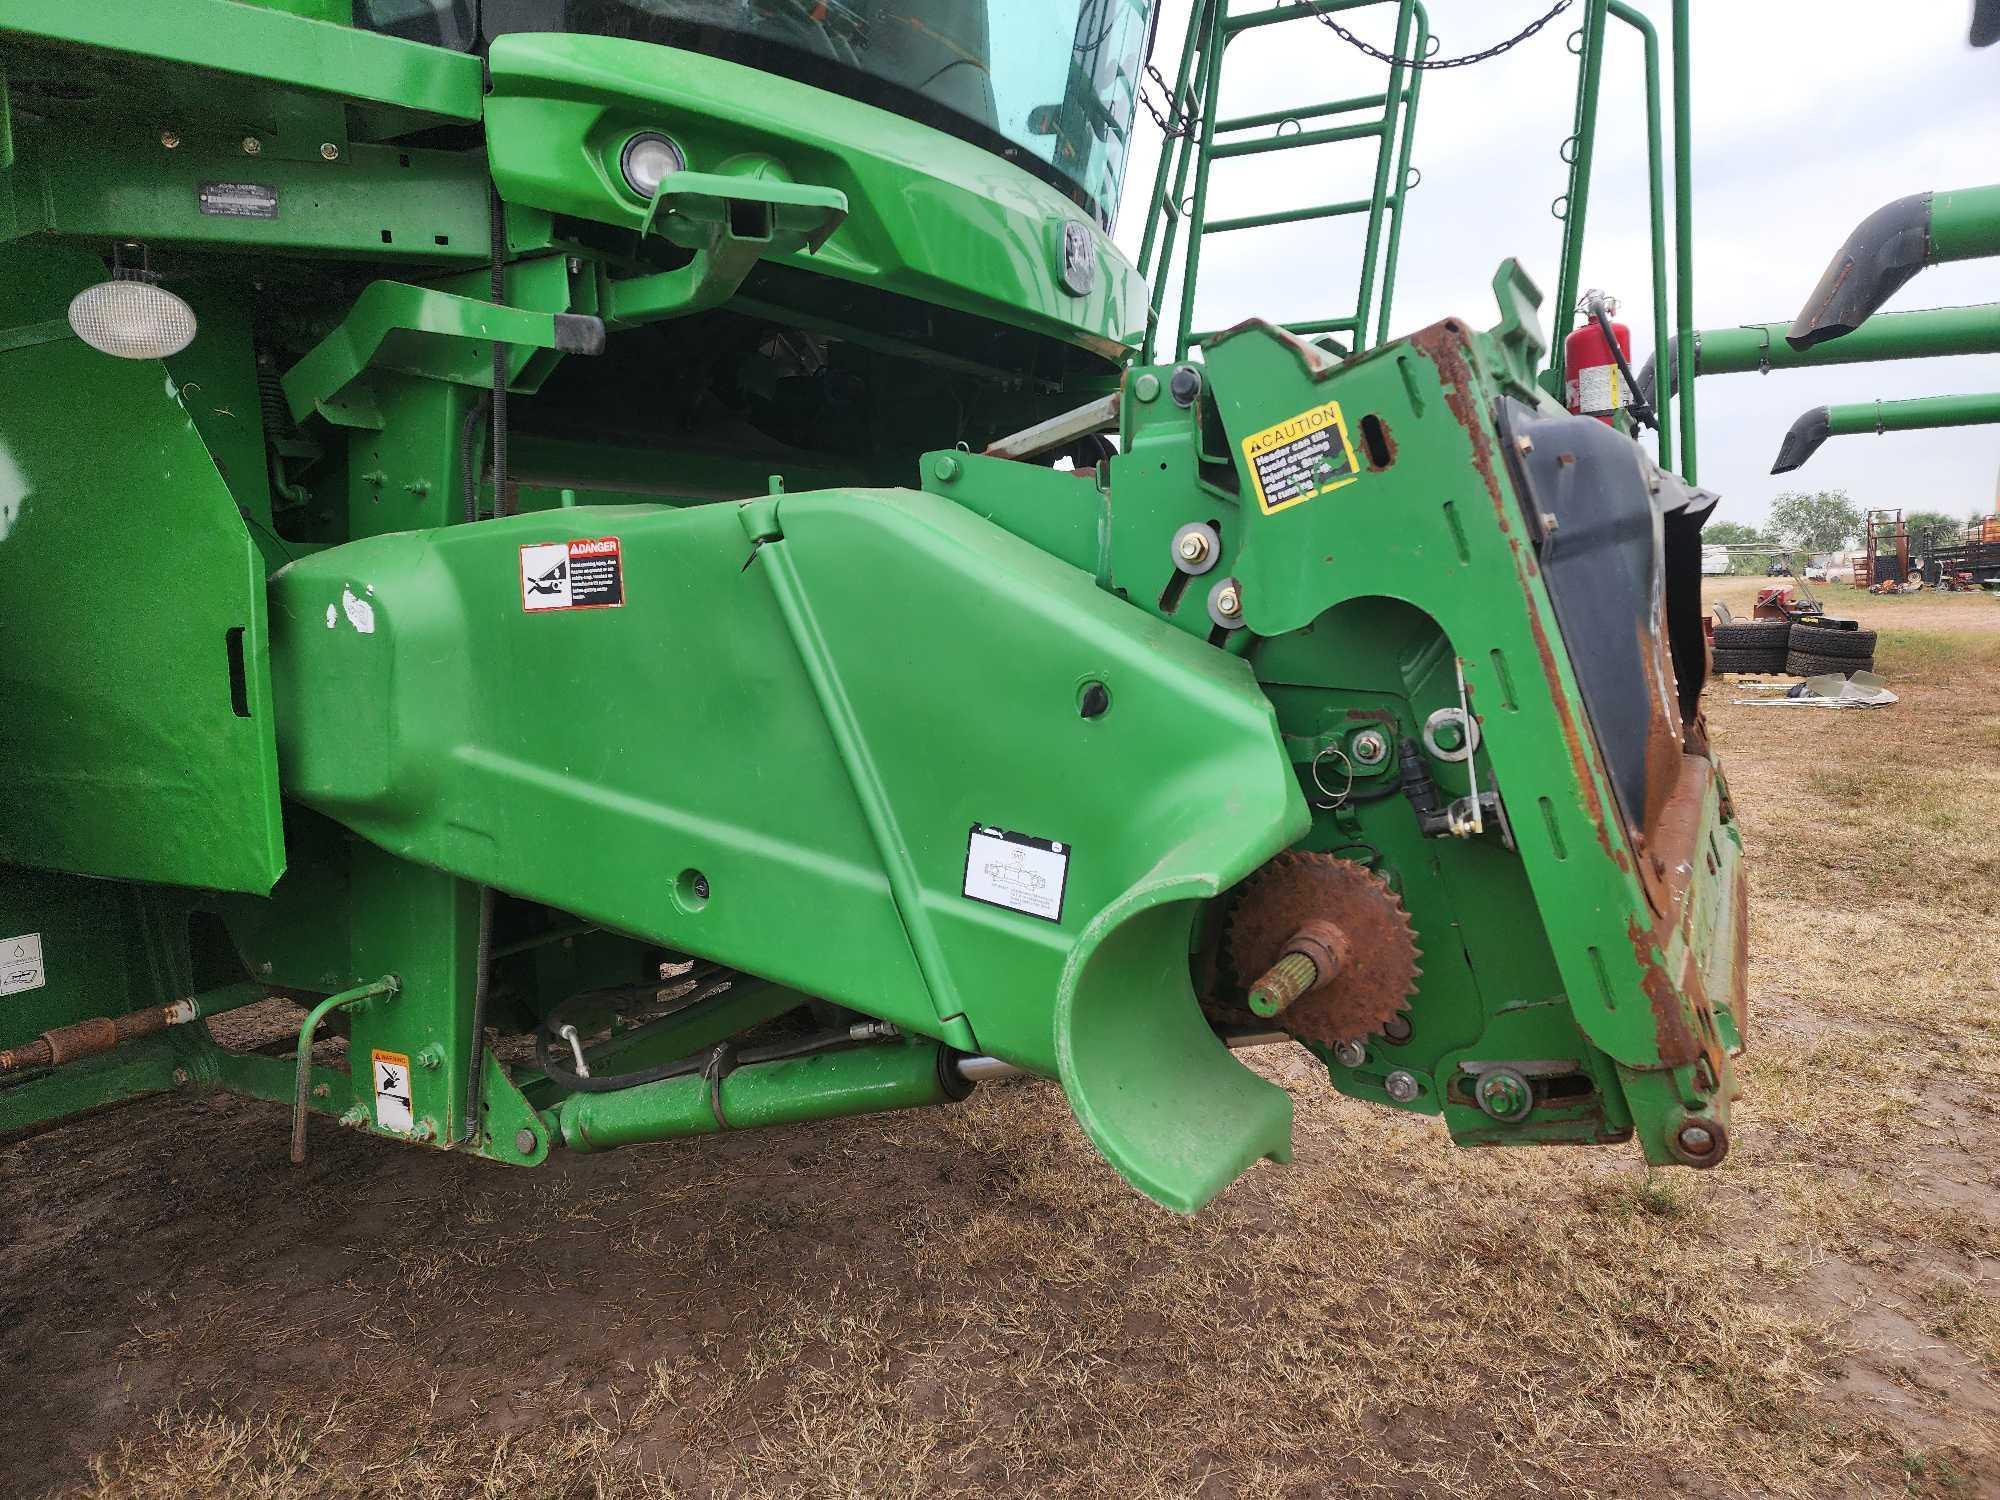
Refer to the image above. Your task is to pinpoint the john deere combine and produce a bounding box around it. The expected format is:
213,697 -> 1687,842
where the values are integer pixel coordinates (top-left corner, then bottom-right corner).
0,0 -> 1745,1213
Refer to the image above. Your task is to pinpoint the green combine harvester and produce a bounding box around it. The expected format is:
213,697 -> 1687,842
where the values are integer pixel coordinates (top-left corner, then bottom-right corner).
0,0 -> 1745,1214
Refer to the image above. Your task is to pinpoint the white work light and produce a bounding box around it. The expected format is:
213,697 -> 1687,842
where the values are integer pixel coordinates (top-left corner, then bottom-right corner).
619,132 -> 686,200
66,244 -> 197,360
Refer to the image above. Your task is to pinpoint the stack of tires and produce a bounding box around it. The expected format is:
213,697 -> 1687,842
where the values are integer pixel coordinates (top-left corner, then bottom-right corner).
1786,621 -> 1877,678
1711,619 -> 1791,675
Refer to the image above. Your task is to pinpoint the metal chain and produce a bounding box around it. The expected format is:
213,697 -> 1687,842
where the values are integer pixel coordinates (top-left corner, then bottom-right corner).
1140,61 -> 1198,138
1308,0 -> 1572,70
1141,1 -> 1572,137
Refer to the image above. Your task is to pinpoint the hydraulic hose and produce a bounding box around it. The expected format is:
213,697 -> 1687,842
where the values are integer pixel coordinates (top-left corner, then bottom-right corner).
533,972 -> 780,1094
1591,294 -> 1656,429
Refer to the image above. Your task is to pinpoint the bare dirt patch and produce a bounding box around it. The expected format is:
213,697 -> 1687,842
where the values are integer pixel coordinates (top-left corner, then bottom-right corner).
4,580 -> 1997,1499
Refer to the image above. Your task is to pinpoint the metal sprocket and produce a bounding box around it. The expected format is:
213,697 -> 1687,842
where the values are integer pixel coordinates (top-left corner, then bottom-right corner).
1226,852 -> 1421,1047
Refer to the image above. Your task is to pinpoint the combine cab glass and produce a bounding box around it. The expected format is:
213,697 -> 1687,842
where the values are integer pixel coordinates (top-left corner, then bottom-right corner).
0,0 -> 1746,1212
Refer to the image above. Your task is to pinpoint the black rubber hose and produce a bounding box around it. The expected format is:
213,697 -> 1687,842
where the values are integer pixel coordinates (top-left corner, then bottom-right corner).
488,185 -> 510,516
1592,297 -> 1657,429
461,885 -> 495,1143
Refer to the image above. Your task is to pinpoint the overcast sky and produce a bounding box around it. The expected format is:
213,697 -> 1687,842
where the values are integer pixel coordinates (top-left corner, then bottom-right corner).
1112,1 -> 2000,529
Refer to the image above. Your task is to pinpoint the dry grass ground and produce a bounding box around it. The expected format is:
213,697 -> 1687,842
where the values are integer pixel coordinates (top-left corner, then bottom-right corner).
3,578 -> 1997,1499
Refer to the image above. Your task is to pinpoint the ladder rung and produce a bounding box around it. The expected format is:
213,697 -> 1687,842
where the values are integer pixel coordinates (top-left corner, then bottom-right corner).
1207,197 -> 1372,234
1216,93 -> 1389,134
1208,119 -> 1383,160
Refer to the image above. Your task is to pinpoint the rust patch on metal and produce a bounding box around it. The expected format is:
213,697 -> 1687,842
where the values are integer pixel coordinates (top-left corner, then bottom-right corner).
1629,914 -> 1701,1068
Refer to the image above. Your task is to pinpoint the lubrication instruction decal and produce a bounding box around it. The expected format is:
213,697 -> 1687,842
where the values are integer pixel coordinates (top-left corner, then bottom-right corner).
520,537 -> 624,612
962,825 -> 1069,923
1,933 -> 45,997
1240,398 -> 1362,514
372,1049 -> 414,1134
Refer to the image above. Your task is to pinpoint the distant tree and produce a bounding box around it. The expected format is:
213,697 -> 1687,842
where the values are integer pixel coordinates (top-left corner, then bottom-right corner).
1904,509 -> 1960,543
1704,520 -> 1779,574
1767,489 -> 1861,554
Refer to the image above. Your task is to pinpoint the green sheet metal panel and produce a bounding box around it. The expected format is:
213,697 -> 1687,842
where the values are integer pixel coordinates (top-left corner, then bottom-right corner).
0,244 -> 284,893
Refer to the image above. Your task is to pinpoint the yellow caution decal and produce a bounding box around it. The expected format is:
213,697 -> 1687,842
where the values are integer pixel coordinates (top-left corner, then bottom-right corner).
1241,399 -> 1362,514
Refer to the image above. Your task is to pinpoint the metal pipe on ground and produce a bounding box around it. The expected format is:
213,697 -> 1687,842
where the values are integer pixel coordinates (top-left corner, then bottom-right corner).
0,980 -> 276,1074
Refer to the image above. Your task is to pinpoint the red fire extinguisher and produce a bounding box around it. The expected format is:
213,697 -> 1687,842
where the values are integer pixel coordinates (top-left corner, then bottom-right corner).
1564,290 -> 1633,425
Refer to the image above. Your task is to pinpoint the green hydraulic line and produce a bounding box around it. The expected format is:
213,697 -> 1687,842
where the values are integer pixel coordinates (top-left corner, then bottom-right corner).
551,1039 -> 968,1152
1771,392 -> 2000,474
1608,0 -> 1671,470
1136,0 -> 1209,362
1789,184 -> 2000,349
1671,0 -> 1696,480
290,975 -> 400,1165
1551,0 -> 1610,382
1348,0 -> 1416,352
1647,304 -> 2000,396
1174,0 -> 1229,361
1372,3 -> 1429,348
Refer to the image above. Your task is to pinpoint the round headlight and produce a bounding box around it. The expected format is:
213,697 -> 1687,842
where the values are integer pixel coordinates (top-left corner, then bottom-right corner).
66,279 -> 198,360
619,132 -> 686,200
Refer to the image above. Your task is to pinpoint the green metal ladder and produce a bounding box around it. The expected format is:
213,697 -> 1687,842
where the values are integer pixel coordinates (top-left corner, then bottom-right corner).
1135,0 -> 1430,364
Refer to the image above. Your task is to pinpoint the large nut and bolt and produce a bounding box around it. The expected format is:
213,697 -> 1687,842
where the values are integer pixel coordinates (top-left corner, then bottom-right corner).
1207,576 -> 1245,630
241,136 -> 261,156
1332,1040 -> 1367,1068
1171,522 -> 1221,576
160,130 -> 181,150
1384,1069 -> 1421,1103
320,142 -> 340,161
1349,728 -> 1390,768
1168,364 -> 1203,407
1473,1066 -> 1535,1123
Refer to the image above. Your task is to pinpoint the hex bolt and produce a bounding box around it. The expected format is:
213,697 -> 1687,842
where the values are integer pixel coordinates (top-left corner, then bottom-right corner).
1177,530 -> 1210,564
241,136 -> 261,156
1384,1069 -> 1421,1103
339,1105 -> 369,1128
1473,1068 -> 1535,1123
320,142 -> 340,161
416,1043 -> 444,1071
1515,435 -> 1533,455
1247,950 -> 1319,1018
1215,584 -> 1241,616
515,1128 -> 538,1156
160,130 -> 181,150
171,1067 -> 191,1086
1332,1040 -> 1367,1068
311,1082 -> 330,1099
1350,728 -> 1389,767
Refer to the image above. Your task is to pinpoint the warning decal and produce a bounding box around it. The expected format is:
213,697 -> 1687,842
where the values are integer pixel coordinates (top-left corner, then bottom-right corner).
1240,398 -> 1362,515
962,825 -> 1069,924
1,933 -> 45,997
520,537 -> 624,612
372,1049 -> 413,1134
